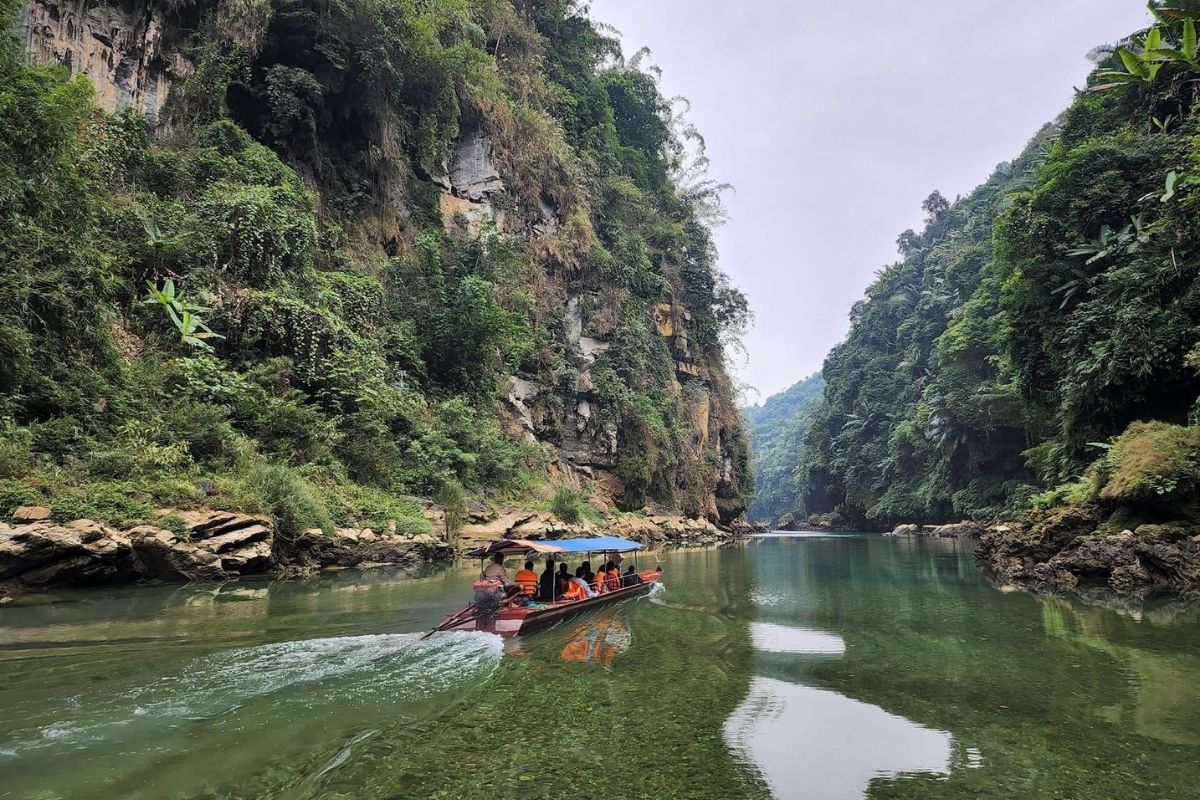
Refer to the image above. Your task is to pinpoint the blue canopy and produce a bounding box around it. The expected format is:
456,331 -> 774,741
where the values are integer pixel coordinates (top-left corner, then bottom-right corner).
551,536 -> 643,554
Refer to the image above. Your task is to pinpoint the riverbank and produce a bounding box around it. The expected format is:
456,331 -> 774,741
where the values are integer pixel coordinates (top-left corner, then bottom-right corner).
975,505 -> 1200,597
0,505 -> 742,596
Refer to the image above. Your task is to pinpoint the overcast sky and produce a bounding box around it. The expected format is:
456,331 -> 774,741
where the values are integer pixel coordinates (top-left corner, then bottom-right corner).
588,0 -> 1151,402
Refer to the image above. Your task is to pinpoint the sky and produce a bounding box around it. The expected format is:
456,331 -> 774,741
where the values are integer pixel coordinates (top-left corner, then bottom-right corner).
587,0 -> 1152,402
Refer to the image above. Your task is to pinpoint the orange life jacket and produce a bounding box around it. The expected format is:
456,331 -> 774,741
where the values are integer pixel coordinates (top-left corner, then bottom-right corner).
562,580 -> 586,602
604,568 -> 621,591
514,569 -> 538,597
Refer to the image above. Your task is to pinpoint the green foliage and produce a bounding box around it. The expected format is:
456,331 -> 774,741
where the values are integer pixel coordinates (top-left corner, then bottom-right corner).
240,462 -> 332,538
800,10 -> 1200,526
0,0 -> 750,528
143,279 -> 224,350
550,485 -> 585,523
0,418 -> 31,479
1030,479 -> 1099,511
157,512 -> 191,539
1094,421 -> 1200,506
742,374 -> 824,523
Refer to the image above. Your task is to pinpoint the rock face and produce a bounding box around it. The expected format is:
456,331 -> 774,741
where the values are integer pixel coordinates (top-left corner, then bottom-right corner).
20,0 -> 192,123
976,506 -> 1200,596
0,511 -> 453,595
775,511 -> 849,532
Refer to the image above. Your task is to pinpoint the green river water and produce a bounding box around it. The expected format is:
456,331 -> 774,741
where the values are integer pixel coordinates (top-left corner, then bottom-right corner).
2,533 -> 1200,799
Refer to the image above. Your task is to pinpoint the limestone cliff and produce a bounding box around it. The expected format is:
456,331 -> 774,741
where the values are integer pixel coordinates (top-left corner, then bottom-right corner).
11,0 -> 751,525
19,0 -> 191,123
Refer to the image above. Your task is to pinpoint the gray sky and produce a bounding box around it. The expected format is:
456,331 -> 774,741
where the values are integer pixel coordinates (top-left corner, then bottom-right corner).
588,0 -> 1151,400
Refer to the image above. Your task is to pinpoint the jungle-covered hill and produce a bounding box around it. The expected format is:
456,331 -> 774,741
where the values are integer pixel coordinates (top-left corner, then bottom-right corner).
796,3 -> 1200,531
741,373 -> 823,524
0,0 -> 751,538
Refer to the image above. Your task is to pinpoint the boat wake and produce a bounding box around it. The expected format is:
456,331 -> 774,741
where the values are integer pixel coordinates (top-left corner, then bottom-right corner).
1,631 -> 503,760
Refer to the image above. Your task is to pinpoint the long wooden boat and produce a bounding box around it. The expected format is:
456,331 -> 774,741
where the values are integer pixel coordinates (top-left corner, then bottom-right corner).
425,536 -> 661,638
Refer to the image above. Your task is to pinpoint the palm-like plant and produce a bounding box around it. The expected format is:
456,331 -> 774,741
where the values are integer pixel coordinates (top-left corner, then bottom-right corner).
143,279 -> 224,350
1092,17 -> 1200,91
1066,214 -> 1148,265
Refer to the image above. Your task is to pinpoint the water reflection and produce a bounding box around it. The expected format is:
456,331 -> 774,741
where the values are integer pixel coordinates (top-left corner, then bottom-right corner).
559,619 -> 631,668
725,676 -> 952,800
749,621 -> 845,655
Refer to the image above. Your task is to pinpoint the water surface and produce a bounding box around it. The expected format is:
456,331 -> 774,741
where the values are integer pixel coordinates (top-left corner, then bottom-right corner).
2,534 -> 1199,799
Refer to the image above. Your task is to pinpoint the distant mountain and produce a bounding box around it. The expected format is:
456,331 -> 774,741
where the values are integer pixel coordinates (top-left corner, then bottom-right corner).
743,374 -> 825,523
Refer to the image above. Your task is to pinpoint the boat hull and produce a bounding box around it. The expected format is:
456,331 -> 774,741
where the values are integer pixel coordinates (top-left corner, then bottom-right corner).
438,571 -> 661,636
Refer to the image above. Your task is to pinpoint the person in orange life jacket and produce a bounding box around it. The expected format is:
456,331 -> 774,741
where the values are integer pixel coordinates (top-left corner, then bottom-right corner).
514,560 -> 538,597
557,562 -> 573,595
561,576 -> 587,601
538,557 -> 559,601
590,563 -> 607,594
602,561 -> 621,591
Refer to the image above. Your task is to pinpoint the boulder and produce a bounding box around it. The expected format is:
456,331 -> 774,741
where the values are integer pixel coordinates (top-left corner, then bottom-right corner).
198,524 -> 271,554
12,506 -> 51,523
887,524 -> 923,537
0,520 -> 139,587
925,521 -> 985,539
127,526 -> 226,582
220,540 -> 272,575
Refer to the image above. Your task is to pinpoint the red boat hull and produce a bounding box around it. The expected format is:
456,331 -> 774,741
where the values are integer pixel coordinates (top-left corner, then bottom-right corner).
437,569 -> 661,636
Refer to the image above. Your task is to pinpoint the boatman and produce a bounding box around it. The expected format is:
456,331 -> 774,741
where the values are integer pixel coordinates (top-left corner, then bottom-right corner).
481,552 -> 508,582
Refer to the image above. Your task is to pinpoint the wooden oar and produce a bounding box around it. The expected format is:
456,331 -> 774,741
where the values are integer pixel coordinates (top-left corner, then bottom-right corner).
419,603 -> 479,640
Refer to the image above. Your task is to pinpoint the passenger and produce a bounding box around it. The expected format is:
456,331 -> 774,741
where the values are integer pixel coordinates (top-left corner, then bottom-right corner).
603,561 -> 621,591
557,562 -> 573,595
575,560 -> 595,584
562,577 -> 587,601
569,574 -> 596,599
538,557 -> 558,602
591,563 -> 607,595
481,552 -> 507,582
514,560 -> 538,597
622,564 -> 643,587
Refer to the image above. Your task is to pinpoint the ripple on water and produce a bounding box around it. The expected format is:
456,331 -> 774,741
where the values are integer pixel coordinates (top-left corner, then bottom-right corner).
2,631 -> 504,759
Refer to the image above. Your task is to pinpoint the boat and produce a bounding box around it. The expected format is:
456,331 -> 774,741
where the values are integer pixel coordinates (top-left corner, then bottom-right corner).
424,536 -> 662,637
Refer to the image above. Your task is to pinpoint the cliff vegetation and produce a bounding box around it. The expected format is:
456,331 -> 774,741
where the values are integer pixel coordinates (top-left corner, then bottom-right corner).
797,4 -> 1200,532
0,0 -> 751,540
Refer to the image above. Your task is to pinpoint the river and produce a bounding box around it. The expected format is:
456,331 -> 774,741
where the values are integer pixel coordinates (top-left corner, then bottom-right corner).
2,533 -> 1199,799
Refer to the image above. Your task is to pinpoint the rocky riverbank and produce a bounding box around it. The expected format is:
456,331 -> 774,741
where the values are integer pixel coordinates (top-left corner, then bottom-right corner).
884,521 -> 986,539
0,507 -> 454,596
975,506 -> 1200,596
0,504 -> 743,596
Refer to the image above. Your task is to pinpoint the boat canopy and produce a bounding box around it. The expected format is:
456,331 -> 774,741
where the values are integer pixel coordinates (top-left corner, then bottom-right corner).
466,536 -> 643,558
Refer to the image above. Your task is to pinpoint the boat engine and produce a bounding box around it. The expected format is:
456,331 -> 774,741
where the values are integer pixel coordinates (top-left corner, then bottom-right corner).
472,580 -> 505,631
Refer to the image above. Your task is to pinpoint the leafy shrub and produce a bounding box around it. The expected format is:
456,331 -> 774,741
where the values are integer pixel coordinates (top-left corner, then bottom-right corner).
433,478 -> 467,540
550,486 -> 585,523
0,419 -> 32,478
240,463 -> 332,537
1095,421 -> 1200,506
0,479 -> 41,516
1030,479 -> 1098,511
157,512 -> 191,539
319,481 -> 431,535
86,420 -> 191,479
